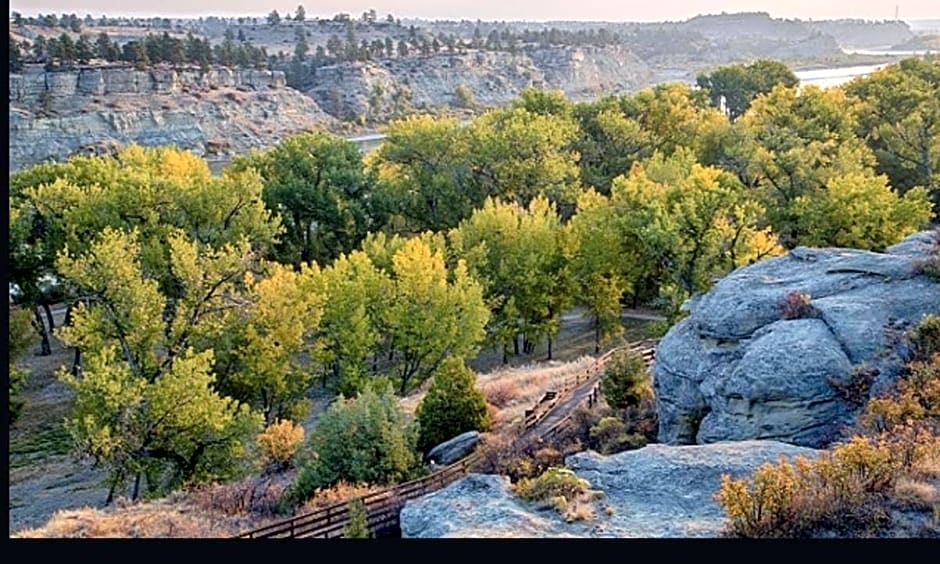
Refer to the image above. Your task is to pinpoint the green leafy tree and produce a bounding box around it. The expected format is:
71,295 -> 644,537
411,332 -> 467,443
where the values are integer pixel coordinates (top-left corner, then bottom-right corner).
790,172 -> 932,250
735,85 -> 878,248
371,115 -> 473,233
566,189 -> 639,352
575,83 -> 725,194
291,384 -> 420,502
611,150 -> 783,314
846,58 -> 940,214
416,358 -> 491,453
465,106 -> 582,216
294,5 -> 306,22
381,237 -> 489,393
311,251 -> 389,395
231,132 -> 372,268
453,83 -> 475,109
449,196 -> 574,361
56,228 -> 263,502
696,59 -> 799,121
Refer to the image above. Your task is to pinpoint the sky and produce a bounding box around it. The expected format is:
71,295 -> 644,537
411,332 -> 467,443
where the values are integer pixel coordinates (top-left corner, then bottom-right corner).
8,1 -> 940,22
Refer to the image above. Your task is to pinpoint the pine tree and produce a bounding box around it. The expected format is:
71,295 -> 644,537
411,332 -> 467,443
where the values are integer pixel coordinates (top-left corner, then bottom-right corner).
343,499 -> 371,538
416,358 -> 491,453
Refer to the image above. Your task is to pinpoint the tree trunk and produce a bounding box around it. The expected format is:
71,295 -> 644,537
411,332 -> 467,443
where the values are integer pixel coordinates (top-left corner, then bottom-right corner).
132,472 -> 142,501
72,347 -> 82,377
594,315 -> 601,355
105,479 -> 118,505
33,307 -> 51,356
547,336 -> 553,361
42,301 -> 55,332
513,335 -> 519,356
502,343 -> 508,365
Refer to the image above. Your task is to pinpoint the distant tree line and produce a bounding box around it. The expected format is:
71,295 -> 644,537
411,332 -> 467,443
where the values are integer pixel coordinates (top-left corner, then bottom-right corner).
12,30 -> 269,71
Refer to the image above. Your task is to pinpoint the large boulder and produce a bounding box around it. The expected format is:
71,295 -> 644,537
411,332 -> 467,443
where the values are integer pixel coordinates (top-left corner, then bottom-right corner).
401,440 -> 819,538
425,431 -> 480,465
655,231 -> 940,448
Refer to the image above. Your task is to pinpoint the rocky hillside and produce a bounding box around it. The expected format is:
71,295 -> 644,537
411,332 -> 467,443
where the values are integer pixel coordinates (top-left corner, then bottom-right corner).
8,66 -> 336,172
807,20 -> 914,49
303,46 -> 653,120
654,231 -> 940,448
400,440 -> 819,538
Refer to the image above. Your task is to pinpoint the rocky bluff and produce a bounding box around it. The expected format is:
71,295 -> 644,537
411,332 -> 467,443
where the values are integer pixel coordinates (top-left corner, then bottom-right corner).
654,231 -> 940,448
8,65 -> 335,172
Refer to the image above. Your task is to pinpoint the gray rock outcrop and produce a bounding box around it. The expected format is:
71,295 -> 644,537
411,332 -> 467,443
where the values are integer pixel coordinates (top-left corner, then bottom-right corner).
654,231 -> 940,448
426,431 -> 481,465
401,440 -> 819,538
9,65 -> 334,172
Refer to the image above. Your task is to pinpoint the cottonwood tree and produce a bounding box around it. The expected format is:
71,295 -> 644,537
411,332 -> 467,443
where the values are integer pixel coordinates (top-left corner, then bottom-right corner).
847,58 -> 940,214
380,237 -> 489,394
449,196 -> 573,361
232,132 -> 373,268
56,228 -> 263,502
611,150 -> 783,315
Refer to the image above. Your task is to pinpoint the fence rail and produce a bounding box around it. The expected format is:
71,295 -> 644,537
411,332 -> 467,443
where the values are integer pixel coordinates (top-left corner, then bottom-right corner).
234,339 -> 658,539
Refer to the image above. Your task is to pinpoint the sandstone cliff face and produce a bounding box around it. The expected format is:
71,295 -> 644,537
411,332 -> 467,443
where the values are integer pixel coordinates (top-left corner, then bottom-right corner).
654,231 -> 940,448
400,440 -> 820,538
304,46 -> 653,120
8,66 -> 335,172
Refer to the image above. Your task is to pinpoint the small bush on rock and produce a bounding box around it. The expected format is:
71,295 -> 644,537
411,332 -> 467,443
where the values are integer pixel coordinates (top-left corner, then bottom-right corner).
716,437 -> 898,538
515,467 -> 600,522
909,315 -> 940,363
780,290 -> 817,320
588,417 -> 647,454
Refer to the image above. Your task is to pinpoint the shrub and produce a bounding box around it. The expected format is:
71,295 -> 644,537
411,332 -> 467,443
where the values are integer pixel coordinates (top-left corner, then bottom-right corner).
514,467 -> 600,522
416,358 -> 491,454
715,437 -> 899,537
343,498 -> 371,538
780,290 -> 816,320
588,417 -> 647,455
482,380 -> 520,408
828,364 -> 878,406
514,467 -> 591,506
299,481 -> 383,515
289,384 -> 420,505
453,84 -> 475,109
256,419 -> 305,472
600,349 -> 651,410
187,476 -> 285,517
909,315 -> 940,363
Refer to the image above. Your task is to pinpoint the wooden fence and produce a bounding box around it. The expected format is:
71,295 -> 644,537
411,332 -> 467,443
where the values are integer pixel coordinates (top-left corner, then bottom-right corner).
234,339 -> 658,539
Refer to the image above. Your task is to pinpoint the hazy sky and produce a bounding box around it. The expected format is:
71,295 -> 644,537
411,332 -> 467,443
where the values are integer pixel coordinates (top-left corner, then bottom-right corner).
8,1 -> 940,22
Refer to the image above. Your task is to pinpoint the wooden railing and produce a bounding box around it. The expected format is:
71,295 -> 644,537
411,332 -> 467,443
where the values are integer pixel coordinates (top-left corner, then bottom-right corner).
234,339 -> 658,539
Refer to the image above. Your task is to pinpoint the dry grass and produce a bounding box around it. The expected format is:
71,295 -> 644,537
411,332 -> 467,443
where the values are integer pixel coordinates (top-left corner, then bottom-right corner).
893,478 -> 939,510
12,500 -> 244,538
298,481 -> 385,515
398,355 -> 593,430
